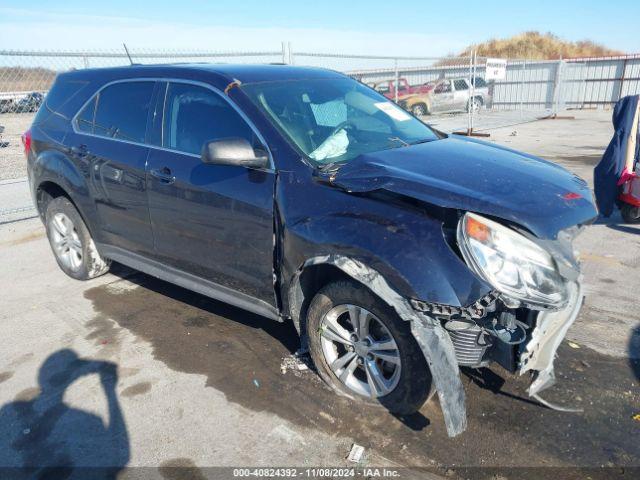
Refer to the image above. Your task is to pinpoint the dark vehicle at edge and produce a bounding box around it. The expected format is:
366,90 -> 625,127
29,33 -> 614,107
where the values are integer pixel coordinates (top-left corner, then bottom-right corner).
0,98 -> 15,114
1,92 -> 44,114
15,92 -> 45,113
24,64 -> 597,436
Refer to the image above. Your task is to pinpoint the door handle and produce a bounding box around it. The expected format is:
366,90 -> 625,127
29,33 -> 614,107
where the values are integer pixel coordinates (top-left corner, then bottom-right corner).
70,144 -> 88,157
150,167 -> 176,184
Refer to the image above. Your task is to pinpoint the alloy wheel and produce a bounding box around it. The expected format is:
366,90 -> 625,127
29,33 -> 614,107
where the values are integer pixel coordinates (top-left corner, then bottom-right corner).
412,105 -> 426,116
50,212 -> 83,271
319,304 -> 401,398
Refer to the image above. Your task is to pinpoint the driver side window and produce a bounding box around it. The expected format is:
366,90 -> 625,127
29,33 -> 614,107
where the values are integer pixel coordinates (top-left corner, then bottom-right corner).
163,82 -> 258,156
435,81 -> 451,94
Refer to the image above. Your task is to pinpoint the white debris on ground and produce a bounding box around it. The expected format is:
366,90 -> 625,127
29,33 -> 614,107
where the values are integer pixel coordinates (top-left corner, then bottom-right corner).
347,443 -> 365,463
280,351 -> 312,375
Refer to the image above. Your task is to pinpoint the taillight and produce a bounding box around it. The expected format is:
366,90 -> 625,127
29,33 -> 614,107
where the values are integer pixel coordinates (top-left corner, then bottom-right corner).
21,129 -> 32,157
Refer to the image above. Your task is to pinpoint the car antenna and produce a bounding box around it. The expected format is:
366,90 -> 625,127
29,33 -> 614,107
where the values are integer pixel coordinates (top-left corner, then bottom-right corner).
122,43 -> 134,65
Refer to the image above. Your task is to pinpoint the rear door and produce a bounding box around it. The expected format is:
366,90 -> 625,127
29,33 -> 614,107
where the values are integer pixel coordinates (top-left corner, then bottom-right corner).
453,79 -> 470,111
71,80 -> 157,254
472,77 -> 489,105
146,81 -> 276,306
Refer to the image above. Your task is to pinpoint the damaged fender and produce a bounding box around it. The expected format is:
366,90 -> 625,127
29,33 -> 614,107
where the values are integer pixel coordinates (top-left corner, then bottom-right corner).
520,281 -> 583,398
291,254 -> 467,437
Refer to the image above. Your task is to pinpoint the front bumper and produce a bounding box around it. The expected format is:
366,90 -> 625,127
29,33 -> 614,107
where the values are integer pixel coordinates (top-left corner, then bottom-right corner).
408,279 -> 584,436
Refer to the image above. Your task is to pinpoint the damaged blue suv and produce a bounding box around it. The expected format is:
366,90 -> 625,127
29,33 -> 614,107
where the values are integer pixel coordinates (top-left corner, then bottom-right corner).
26,64 -> 597,436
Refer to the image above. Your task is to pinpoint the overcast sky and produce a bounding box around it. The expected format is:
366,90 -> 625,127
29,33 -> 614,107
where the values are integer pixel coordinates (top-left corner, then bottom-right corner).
1,1 -> 639,56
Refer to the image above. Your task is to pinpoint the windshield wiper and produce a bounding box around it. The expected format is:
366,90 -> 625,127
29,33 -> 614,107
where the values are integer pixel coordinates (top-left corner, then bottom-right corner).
317,161 -> 344,173
409,138 -> 436,146
388,136 -> 410,147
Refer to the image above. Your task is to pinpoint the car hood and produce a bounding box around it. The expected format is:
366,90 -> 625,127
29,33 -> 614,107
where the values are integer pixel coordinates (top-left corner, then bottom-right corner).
331,136 -> 598,239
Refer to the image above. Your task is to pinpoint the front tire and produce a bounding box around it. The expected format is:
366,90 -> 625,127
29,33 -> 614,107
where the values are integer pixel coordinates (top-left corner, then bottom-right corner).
45,196 -> 111,280
307,280 -> 432,415
411,103 -> 429,116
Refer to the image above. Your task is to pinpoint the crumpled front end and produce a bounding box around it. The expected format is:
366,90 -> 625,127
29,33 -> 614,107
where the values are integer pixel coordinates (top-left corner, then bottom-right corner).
409,212 -> 590,433
411,281 -> 584,401
409,277 -> 585,435
291,226 -> 588,439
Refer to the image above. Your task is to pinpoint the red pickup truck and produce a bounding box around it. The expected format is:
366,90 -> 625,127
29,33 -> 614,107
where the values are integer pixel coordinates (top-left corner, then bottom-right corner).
368,78 -> 434,101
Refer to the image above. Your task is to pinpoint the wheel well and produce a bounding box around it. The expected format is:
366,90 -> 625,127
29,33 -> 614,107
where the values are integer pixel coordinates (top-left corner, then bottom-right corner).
36,181 -> 69,220
290,263 -> 354,348
36,181 -> 97,238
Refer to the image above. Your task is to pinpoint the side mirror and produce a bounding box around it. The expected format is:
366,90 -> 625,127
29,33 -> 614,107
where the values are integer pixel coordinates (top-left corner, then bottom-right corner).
201,137 -> 269,169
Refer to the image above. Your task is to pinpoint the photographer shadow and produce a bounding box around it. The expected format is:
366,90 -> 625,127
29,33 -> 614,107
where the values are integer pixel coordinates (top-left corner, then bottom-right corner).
0,349 -> 129,479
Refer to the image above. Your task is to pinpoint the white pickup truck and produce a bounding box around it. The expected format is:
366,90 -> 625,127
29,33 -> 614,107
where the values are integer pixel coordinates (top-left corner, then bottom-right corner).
400,77 -> 491,116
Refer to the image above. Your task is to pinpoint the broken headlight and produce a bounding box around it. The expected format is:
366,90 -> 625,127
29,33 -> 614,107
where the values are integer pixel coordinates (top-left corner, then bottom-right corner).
457,212 -> 568,309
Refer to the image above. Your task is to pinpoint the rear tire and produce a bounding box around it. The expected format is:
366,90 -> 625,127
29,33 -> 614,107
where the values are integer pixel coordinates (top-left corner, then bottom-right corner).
307,280 -> 433,415
621,203 -> 640,223
467,97 -> 482,112
45,196 -> 111,280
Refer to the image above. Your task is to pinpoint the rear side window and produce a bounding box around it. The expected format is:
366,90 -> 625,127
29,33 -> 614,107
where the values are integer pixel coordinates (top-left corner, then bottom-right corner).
83,81 -> 155,143
76,96 -> 96,133
33,78 -> 89,124
473,77 -> 487,88
162,83 -> 257,156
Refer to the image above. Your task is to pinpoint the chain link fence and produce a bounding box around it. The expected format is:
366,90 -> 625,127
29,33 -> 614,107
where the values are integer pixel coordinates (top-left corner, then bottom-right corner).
0,48 -> 286,183
2,46 -> 640,185
294,53 -> 477,132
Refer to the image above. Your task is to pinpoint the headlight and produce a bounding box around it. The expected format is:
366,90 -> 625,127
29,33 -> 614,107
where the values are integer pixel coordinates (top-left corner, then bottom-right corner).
457,212 -> 568,308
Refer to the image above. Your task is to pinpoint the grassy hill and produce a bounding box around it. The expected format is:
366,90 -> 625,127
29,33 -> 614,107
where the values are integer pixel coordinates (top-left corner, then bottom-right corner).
460,31 -> 624,59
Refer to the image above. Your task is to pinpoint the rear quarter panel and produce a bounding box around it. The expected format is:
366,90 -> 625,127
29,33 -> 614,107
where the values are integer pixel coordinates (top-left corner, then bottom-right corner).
28,122 -> 102,240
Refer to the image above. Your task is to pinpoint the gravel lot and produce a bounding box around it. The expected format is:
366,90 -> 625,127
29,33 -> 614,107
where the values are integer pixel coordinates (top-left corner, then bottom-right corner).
0,113 -> 32,181
0,111 -> 638,479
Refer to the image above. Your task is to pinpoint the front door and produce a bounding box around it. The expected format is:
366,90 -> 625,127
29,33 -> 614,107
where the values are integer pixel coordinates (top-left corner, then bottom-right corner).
431,79 -> 454,113
146,81 -> 276,306
71,80 -> 157,254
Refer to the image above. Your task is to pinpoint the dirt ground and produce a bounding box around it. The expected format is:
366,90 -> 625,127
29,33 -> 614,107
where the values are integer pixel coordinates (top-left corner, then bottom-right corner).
0,111 -> 638,479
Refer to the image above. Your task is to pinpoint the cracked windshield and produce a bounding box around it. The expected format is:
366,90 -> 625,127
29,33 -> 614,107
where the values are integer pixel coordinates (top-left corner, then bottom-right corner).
242,78 -> 439,166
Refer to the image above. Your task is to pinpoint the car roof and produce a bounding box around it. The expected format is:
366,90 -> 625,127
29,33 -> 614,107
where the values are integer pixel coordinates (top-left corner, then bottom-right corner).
58,63 -> 347,86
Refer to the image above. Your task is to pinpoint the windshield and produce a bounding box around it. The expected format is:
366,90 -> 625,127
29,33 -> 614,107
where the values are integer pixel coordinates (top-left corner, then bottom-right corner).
242,78 -> 439,166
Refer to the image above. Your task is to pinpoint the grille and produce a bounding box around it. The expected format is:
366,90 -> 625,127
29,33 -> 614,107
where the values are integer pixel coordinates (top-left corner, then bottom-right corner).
445,324 -> 488,367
